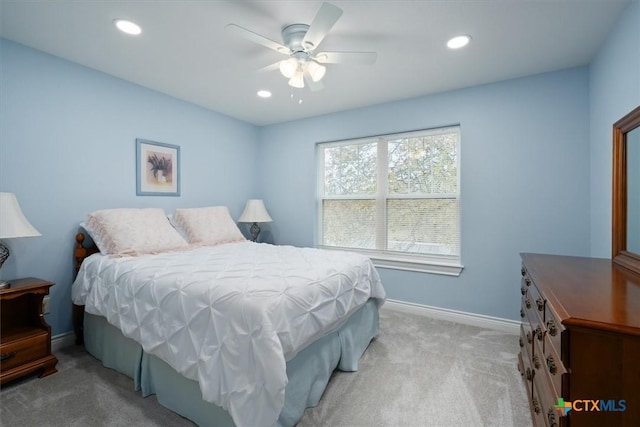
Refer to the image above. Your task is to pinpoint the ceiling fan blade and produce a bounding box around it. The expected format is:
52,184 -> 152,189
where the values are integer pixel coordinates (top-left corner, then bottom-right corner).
302,2 -> 343,50
225,24 -> 289,54
258,61 -> 282,73
315,51 -> 378,65
303,69 -> 324,92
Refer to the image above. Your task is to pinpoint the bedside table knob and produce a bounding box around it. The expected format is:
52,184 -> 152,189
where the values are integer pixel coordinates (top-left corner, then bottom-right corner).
1,351 -> 16,362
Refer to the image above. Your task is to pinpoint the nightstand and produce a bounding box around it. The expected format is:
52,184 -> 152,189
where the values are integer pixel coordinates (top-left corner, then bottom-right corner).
0,277 -> 58,385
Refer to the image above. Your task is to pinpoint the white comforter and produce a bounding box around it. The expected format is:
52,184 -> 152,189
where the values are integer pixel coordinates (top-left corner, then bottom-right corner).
72,241 -> 385,427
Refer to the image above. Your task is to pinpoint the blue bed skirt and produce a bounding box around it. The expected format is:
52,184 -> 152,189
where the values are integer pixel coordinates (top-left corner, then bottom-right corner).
83,299 -> 380,427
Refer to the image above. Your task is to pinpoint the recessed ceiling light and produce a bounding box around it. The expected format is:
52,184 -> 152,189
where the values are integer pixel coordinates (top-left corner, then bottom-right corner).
257,90 -> 272,98
114,19 -> 142,35
447,35 -> 471,49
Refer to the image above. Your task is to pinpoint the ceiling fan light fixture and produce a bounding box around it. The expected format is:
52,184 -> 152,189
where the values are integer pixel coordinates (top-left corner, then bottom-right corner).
289,70 -> 305,88
306,60 -> 326,82
279,58 -> 298,79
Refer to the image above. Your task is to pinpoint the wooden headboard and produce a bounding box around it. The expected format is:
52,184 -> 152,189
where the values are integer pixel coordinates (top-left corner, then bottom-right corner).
74,232 -> 99,272
73,232 -> 99,345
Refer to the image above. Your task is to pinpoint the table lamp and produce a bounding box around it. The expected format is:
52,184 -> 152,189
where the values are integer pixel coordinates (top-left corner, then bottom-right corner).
0,192 -> 41,289
238,199 -> 272,242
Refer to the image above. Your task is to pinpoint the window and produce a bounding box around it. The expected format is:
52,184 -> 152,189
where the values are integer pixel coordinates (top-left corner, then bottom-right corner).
317,126 -> 462,275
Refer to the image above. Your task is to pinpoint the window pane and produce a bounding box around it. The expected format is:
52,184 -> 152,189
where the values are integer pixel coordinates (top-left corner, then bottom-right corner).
388,132 -> 458,195
323,143 -> 377,196
322,199 -> 376,249
387,199 -> 459,256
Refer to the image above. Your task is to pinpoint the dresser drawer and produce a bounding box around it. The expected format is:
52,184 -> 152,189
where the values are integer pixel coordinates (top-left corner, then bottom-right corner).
542,331 -> 568,398
543,303 -> 565,362
519,325 -> 535,395
0,330 -> 48,371
534,362 -> 567,427
530,381 -> 546,426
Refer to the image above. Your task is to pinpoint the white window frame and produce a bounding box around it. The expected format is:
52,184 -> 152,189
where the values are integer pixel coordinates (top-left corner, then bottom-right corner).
316,126 -> 463,276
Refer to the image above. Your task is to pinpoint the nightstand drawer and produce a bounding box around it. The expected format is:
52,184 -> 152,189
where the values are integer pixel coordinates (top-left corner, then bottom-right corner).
0,330 -> 48,371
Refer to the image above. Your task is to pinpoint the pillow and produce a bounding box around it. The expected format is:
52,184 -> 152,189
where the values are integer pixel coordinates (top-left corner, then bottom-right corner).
86,208 -> 189,256
79,221 -> 108,254
172,206 -> 245,246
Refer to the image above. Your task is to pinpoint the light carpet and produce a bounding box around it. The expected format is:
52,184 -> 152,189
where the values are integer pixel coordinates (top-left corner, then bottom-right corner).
0,309 -> 532,426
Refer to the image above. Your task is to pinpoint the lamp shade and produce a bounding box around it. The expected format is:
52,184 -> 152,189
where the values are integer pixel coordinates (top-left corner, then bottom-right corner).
238,199 -> 273,223
306,60 -> 326,82
288,69 -> 305,89
279,58 -> 298,79
0,192 -> 41,238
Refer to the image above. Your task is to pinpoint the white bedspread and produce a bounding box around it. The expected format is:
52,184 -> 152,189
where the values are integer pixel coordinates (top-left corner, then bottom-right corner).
72,241 -> 385,427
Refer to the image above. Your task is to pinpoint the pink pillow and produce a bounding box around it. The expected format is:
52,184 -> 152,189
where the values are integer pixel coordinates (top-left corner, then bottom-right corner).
86,208 -> 189,256
172,206 -> 245,246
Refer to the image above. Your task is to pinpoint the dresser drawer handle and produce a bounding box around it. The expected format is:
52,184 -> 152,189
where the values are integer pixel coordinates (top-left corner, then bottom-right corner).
535,326 -> 543,341
521,266 -> 526,277
519,337 -> 524,348
547,409 -> 558,427
521,286 -> 527,295
520,308 -> 525,318
1,351 -> 17,362
525,297 -> 532,309
532,397 -> 541,414
526,332 -> 532,344
532,355 -> 541,369
546,319 -> 557,336
525,278 -> 531,287
525,367 -> 534,381
536,298 -> 544,312
546,355 -> 557,375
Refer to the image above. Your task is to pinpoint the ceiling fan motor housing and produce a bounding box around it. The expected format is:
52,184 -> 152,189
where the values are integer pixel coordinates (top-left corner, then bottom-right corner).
281,24 -> 312,53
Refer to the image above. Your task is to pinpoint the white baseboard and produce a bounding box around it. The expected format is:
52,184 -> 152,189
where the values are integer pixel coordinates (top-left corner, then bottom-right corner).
382,299 -> 520,335
52,332 -> 76,352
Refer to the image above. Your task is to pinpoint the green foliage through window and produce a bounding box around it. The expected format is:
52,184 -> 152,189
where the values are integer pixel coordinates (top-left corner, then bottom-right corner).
318,127 -> 460,259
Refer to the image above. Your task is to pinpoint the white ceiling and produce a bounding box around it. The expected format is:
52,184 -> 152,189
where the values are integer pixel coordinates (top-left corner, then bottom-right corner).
0,0 -> 629,126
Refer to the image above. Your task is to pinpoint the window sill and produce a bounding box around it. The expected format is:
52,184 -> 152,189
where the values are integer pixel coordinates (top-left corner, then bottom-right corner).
317,246 -> 464,276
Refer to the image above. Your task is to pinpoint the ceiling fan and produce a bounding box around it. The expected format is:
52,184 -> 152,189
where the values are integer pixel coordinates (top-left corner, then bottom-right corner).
226,2 -> 377,91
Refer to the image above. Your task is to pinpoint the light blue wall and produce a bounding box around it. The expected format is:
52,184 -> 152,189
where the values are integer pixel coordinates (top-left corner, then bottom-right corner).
3,1 -> 636,337
0,40 -> 259,335
257,67 -> 591,321
589,0 -> 640,258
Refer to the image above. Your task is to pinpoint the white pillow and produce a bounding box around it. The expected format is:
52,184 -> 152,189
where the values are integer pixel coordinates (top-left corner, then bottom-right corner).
172,206 -> 245,246
79,221 -> 108,254
86,208 -> 189,256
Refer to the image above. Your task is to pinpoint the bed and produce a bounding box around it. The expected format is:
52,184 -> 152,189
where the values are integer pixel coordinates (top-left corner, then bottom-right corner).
71,207 -> 386,427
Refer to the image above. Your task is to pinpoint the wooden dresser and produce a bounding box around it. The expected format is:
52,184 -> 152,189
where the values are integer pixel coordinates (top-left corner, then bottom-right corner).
518,253 -> 640,427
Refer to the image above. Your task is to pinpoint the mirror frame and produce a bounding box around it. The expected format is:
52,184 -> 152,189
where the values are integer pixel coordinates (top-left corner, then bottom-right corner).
612,105 -> 640,274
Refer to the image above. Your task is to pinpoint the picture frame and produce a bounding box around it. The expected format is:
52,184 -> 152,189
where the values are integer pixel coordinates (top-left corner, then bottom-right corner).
136,139 -> 180,196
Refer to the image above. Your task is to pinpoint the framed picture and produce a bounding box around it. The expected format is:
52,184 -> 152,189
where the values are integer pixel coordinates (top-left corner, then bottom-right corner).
136,139 -> 180,196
